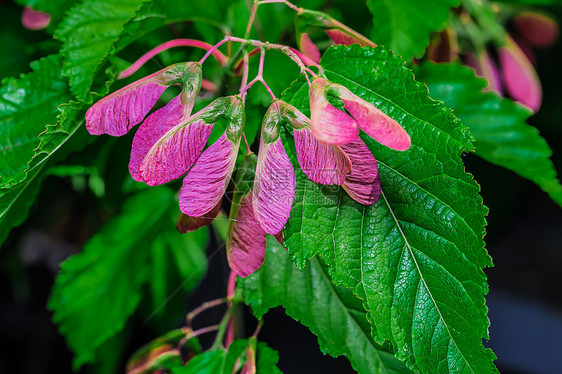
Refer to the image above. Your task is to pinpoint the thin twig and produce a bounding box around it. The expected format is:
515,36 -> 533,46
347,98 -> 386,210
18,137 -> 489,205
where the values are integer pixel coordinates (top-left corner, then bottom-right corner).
186,298 -> 228,327
258,0 -> 303,14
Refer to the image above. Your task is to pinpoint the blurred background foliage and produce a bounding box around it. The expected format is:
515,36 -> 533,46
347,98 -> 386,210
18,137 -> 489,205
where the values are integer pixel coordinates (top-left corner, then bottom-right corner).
1,0 -> 562,373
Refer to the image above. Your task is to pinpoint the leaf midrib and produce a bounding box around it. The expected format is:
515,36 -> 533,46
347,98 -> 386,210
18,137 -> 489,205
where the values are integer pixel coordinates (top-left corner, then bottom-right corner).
0,120 -> 82,219
380,189 -> 475,374
377,160 -> 482,261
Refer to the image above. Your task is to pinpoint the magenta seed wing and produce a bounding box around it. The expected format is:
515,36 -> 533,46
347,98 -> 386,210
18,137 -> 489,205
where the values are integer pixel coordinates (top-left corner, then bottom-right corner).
325,29 -> 364,46
341,137 -> 381,205
299,33 -> 321,64
22,7 -> 50,30
85,79 -> 168,136
129,95 -> 184,182
140,117 -> 214,186
294,126 -> 351,185
309,79 -> 358,145
499,37 -> 542,112
340,96 -> 411,151
227,194 -> 266,278
253,138 -> 295,235
179,132 -> 239,217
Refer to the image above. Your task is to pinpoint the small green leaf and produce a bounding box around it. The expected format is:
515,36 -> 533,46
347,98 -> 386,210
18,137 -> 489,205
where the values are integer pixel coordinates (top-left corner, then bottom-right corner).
282,45 -> 497,373
174,339 -> 246,374
0,54 -> 71,188
48,187 -> 178,369
416,62 -> 562,206
366,0 -> 459,60
241,237 -> 412,374
255,341 -> 283,374
173,339 -> 281,374
55,0 -> 147,98
173,350 -> 225,374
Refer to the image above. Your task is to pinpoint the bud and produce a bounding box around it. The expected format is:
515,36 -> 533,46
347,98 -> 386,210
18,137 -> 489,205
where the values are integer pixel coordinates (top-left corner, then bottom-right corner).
22,7 -> 50,30
176,201 -> 222,233
514,11 -> 558,48
498,36 -> 542,112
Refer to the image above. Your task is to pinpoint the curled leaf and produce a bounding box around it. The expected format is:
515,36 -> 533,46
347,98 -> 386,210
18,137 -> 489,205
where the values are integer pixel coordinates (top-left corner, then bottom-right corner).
499,36 -> 542,112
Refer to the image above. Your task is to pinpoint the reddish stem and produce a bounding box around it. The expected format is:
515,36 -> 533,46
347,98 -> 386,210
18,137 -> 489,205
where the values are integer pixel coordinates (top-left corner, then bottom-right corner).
177,325 -> 219,350
199,38 -> 229,65
119,39 -> 228,79
225,271 -> 237,347
239,49 -> 276,101
245,0 -> 260,38
186,297 -> 228,327
259,0 -> 303,14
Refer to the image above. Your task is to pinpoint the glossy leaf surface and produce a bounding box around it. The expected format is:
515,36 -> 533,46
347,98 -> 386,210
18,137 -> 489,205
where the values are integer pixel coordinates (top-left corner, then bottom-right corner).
282,45 -> 496,373
241,237 -> 413,374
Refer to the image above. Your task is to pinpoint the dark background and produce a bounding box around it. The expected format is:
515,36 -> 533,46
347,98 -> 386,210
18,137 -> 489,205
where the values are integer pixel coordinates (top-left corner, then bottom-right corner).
2,1 -> 562,373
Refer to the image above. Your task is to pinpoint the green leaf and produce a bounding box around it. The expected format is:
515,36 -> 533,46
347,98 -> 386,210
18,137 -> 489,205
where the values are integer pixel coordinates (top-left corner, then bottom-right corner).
0,70 -> 115,248
55,0 -> 147,98
241,237 -> 412,374
173,339 -> 281,374
255,341 -> 283,374
0,63 -> 118,248
0,166 -> 44,247
366,0 -> 459,60
281,45 -> 497,373
173,350 -> 225,374
0,54 -> 71,188
48,187 -> 178,369
415,62 -> 562,207
174,340 -> 246,374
